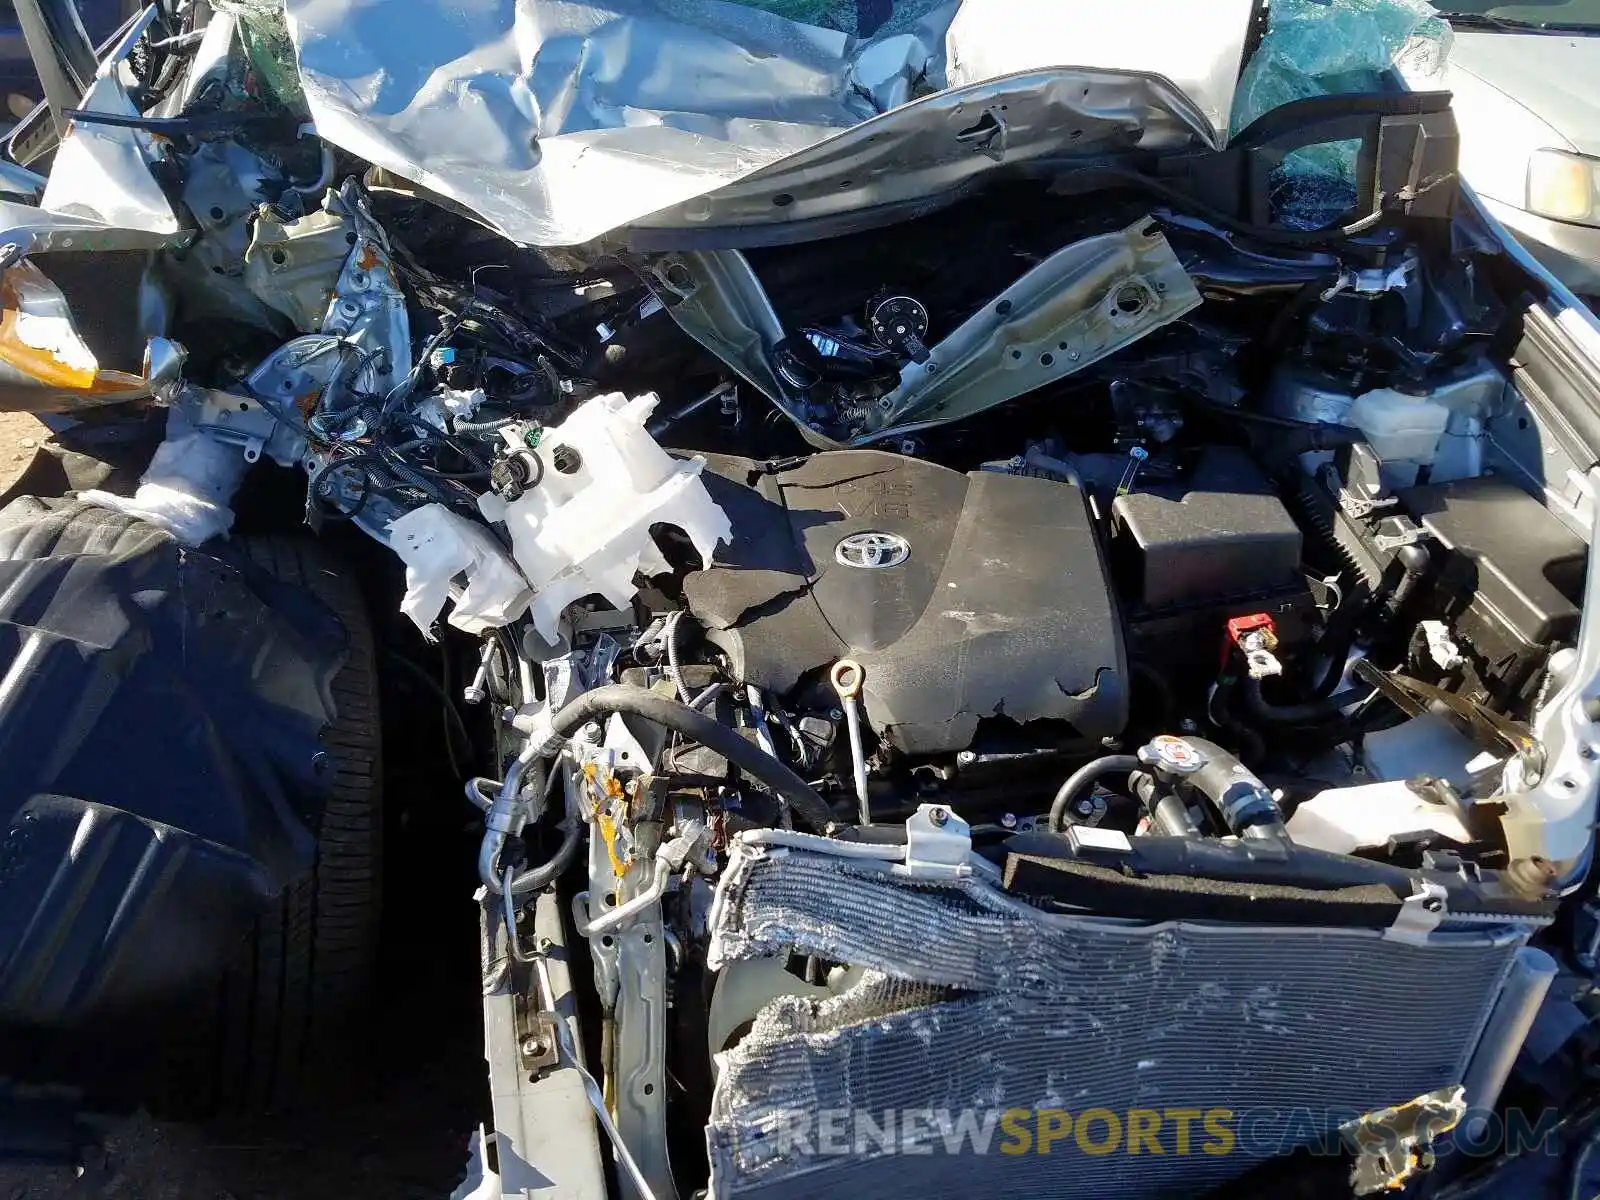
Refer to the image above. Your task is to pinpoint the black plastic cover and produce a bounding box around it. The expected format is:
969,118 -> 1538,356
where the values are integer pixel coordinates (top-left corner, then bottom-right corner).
0,500 -> 343,1028
684,451 -> 1127,754
1000,832 -> 1553,927
1111,447 -> 1303,610
1401,476 -> 1585,649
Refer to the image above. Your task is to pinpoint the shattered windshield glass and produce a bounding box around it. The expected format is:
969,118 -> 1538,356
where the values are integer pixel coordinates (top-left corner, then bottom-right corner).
1233,0 -> 1453,229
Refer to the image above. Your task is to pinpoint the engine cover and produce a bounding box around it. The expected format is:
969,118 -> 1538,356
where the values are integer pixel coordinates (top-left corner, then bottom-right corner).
684,451 -> 1126,754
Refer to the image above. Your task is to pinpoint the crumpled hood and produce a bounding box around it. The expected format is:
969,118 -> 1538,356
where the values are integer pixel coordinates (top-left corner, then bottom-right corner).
282,0 -> 1254,246
1448,30 -> 1600,157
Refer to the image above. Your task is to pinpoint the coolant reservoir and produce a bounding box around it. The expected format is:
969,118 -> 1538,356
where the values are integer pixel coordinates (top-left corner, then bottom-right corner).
1346,388 -> 1451,464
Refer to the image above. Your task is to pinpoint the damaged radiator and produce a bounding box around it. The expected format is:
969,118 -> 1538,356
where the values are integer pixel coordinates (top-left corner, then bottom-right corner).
705,840 -> 1528,1199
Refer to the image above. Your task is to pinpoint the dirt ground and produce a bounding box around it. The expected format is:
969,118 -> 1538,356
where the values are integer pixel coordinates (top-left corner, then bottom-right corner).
0,414 -> 490,1199
0,411 -> 45,494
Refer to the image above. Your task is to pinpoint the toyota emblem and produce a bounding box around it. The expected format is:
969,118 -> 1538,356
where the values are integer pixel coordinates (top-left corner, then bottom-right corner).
835,531 -> 911,570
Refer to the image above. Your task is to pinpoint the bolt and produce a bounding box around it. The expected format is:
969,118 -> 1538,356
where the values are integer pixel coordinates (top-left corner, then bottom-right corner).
829,708 -> 844,722
1000,812 -> 1018,829
521,1036 -> 546,1057
580,721 -> 603,743
1077,799 -> 1095,815
463,683 -> 487,705
928,806 -> 949,827
500,705 -> 517,725
956,750 -> 976,766
1424,897 -> 1444,913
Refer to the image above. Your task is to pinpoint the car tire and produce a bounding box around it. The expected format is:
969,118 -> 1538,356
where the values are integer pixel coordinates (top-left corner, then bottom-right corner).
170,536 -> 383,1113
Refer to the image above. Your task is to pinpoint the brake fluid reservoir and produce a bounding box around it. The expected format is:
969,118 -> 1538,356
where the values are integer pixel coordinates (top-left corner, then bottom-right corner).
1346,387 -> 1451,464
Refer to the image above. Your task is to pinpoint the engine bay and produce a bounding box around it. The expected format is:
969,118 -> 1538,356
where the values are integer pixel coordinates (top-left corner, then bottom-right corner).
387,182 -> 1585,1197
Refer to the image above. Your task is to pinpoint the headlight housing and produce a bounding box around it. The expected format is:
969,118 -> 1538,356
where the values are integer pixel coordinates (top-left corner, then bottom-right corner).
1527,148 -> 1600,224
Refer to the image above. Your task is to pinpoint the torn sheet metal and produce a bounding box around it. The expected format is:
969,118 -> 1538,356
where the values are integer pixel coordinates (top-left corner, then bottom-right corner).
388,503 -> 534,636
282,0 -> 1254,246
1230,0 -> 1452,229
0,199 -> 194,259
630,67 -> 1224,242
477,392 -> 731,644
243,204 -> 352,332
317,183 -> 409,368
40,10 -> 179,236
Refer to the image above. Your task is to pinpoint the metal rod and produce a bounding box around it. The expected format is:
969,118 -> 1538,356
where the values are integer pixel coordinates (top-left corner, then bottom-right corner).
830,659 -> 871,825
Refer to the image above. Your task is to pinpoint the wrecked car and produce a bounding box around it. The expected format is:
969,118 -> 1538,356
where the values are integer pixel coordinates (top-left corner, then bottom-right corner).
4,1 -> 1600,1198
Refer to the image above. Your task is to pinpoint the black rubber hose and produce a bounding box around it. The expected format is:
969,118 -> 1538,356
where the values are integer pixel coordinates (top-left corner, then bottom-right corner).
1308,607 -> 1363,699
1210,676 -> 1268,764
1048,754 -> 1140,833
1307,543 -> 1429,699
1241,676 -> 1373,726
1132,769 -> 1202,837
550,684 -> 839,833
1171,736 -> 1288,841
506,815 -> 583,898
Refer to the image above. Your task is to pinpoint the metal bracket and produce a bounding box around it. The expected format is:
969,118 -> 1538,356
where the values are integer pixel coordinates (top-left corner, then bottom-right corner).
1320,255 -> 1417,302
182,381 -> 306,468
518,1010 -> 561,1079
1385,880 -> 1448,944
901,804 -> 972,880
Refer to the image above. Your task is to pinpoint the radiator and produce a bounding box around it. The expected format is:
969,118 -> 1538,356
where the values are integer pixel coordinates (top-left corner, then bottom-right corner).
705,840 -> 1528,1199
